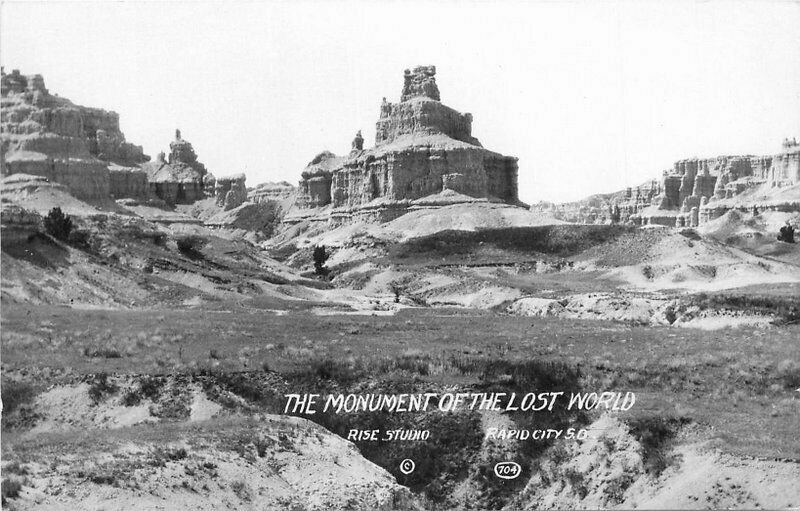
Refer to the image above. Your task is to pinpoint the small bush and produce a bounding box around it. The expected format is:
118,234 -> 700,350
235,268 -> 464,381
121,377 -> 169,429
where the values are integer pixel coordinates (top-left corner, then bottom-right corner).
67,229 -> 91,249
1,380 -> 38,416
176,235 -> 205,259
88,473 -> 116,485
231,480 -> 252,502
121,390 -> 141,407
1,478 -> 22,501
664,306 -> 677,325
313,245 -> 330,276
43,207 -> 72,241
148,446 -> 188,467
83,346 -> 122,358
122,376 -> 163,406
139,376 -> 162,400
627,416 -> 687,476
776,359 -> 800,389
88,373 -> 119,404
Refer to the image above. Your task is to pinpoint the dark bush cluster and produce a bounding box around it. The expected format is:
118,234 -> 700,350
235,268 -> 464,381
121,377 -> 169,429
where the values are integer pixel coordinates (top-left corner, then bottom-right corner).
88,373 -> 119,404
176,235 -> 205,259
313,245 -> 330,276
43,207 -> 73,241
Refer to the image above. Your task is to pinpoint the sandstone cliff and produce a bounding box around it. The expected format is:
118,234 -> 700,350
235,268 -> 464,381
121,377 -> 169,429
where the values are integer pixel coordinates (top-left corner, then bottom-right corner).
547,139 -> 800,227
1,68 -> 149,201
290,66 -> 521,224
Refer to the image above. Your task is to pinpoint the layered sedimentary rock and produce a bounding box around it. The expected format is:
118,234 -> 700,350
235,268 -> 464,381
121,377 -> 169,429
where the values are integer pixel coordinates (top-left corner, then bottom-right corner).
214,173 -> 247,210
292,66 -> 520,223
547,138 -> 799,227
109,166 -> 149,199
645,143 -> 799,227
1,68 -> 149,201
249,181 -> 296,203
142,130 -> 208,204
632,141 -> 797,227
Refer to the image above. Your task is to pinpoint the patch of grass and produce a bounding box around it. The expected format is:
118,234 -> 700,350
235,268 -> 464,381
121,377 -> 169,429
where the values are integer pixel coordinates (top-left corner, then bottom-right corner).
627,416 -> 688,476
1,380 -> 38,416
1,478 -> 22,502
685,292 -> 800,326
388,225 -> 635,264
231,480 -> 252,502
88,373 -> 119,404
266,242 -> 298,262
198,371 -> 284,412
776,359 -> 800,389
83,346 -> 123,358
121,377 -> 162,407
176,234 -> 205,260
563,467 -> 589,499
149,446 -> 188,467
604,473 -> 636,504
3,462 -> 29,476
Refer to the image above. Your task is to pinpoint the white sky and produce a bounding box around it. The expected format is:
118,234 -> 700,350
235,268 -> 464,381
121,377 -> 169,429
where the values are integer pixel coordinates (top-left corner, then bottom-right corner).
2,0 -> 799,203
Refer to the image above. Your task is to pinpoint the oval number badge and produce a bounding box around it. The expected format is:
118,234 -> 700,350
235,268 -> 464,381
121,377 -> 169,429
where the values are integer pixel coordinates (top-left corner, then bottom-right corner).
494,461 -> 521,480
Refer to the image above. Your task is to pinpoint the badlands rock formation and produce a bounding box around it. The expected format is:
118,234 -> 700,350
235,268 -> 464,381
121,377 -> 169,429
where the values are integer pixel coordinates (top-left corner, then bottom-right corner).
2,69 -> 225,208
1,68 -> 148,201
290,65 -> 521,223
214,173 -> 247,210
249,181 -> 296,203
547,139 -> 800,227
142,130 -> 210,204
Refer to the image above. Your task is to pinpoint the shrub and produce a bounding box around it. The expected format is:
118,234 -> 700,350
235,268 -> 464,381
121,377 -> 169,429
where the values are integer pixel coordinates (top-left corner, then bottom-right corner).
138,376 -> 162,400
313,245 -> 329,276
1,478 -> 22,501
664,306 -> 677,325
67,229 -> 91,249
176,235 -> 205,259
776,359 -> 800,389
389,281 -> 406,303
4,462 -> 28,476
83,346 -> 122,358
88,373 -> 119,404
231,480 -> 252,502
627,416 -> 687,476
1,380 -> 38,416
43,207 -> 73,241
256,202 -> 282,238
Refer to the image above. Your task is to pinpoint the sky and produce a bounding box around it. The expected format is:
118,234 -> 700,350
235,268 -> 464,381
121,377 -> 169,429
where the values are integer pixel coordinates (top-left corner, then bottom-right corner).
2,0 -> 799,203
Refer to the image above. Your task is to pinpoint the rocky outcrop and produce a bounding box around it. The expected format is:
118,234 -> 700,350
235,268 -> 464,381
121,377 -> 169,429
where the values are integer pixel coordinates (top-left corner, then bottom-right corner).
0,202 -> 42,245
298,151 -> 340,208
1,68 -> 149,201
142,131 -> 208,204
249,181 -> 296,203
214,173 -> 247,210
291,66 -> 521,224
552,139 -> 800,227
109,166 -> 148,199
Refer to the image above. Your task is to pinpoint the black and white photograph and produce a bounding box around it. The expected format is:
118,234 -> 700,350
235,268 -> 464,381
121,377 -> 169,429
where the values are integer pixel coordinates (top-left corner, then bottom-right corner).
1,0 -> 799,509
